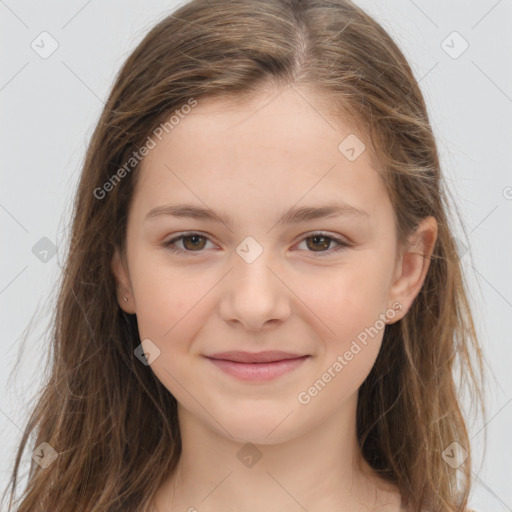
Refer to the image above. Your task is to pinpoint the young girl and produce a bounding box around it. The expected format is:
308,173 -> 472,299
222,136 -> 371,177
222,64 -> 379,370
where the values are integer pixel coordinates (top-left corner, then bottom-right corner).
3,0 -> 486,511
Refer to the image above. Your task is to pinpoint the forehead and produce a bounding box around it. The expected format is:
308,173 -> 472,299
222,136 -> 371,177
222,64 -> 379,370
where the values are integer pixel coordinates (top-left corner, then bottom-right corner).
132,85 -> 391,224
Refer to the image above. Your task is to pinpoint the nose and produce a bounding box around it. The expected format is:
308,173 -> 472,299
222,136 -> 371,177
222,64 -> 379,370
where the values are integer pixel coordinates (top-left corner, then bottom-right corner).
219,247 -> 291,332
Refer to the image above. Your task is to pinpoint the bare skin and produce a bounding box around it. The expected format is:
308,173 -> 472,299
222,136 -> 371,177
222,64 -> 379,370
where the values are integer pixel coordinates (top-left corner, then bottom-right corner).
112,83 -> 437,512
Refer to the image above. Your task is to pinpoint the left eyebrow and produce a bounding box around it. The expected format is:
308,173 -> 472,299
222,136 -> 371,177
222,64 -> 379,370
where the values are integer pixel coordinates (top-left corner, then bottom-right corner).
144,200 -> 370,228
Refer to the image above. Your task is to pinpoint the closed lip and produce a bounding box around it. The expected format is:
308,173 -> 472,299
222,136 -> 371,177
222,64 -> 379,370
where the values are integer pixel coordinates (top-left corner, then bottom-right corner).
204,351 -> 308,363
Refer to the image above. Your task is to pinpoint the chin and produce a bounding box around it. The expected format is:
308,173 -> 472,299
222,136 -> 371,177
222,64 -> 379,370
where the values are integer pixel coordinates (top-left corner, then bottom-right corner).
212,406 -> 303,445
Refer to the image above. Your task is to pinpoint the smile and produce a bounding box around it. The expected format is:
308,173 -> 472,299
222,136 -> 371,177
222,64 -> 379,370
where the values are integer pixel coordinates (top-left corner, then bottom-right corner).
204,354 -> 311,381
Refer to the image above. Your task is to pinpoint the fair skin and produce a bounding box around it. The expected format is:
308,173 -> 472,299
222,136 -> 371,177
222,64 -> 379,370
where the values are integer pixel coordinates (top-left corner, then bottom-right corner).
111,84 -> 437,512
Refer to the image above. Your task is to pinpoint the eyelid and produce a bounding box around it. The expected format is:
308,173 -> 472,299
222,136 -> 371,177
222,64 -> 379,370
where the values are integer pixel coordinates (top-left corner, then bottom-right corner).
163,231 -> 351,257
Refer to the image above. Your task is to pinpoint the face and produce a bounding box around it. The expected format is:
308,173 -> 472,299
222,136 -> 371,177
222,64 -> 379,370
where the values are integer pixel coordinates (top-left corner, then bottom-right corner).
111,84 -> 436,444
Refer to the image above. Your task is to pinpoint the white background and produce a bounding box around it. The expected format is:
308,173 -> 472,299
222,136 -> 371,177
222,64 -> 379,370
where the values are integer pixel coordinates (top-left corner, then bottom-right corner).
1,1 -> 511,510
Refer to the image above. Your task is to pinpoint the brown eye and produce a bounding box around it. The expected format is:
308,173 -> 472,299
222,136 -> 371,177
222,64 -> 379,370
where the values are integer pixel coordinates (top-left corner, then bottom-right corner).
296,233 -> 350,257
181,234 -> 207,250
305,235 -> 332,252
164,233 -> 214,255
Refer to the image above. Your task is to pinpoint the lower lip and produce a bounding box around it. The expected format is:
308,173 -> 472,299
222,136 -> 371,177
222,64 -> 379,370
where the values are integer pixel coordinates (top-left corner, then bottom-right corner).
206,356 -> 310,381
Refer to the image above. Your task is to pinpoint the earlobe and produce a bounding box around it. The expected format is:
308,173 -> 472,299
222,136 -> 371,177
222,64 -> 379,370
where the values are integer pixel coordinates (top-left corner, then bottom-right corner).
111,246 -> 136,314
387,216 -> 438,322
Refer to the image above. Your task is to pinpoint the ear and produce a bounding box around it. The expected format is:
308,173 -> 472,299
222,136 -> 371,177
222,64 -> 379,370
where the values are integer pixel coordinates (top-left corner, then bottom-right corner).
111,246 -> 136,314
387,216 -> 438,323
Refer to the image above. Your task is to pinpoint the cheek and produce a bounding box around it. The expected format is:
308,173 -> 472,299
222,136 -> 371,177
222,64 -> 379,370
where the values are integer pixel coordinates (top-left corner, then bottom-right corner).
131,265 -> 208,399
129,255 -> 200,343
301,256 -> 391,340
295,266 -> 388,408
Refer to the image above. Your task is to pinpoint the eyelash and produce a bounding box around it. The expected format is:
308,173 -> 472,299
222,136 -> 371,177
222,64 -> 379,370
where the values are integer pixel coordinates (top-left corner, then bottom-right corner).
162,231 -> 351,257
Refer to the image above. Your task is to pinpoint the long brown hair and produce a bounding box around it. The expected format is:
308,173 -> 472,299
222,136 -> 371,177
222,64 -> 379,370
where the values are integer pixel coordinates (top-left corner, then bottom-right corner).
3,0 -> 486,510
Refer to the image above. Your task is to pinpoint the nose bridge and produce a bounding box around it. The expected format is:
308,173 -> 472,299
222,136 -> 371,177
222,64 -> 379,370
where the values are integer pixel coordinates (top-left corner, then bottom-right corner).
219,235 -> 290,330
233,235 -> 280,296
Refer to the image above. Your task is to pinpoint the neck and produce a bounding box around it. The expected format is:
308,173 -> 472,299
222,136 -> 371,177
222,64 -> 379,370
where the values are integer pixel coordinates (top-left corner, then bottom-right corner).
152,392 -> 401,512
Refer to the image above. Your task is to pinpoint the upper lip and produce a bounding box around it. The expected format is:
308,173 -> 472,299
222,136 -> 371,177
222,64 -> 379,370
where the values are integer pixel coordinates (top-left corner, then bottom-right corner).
205,351 -> 308,363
